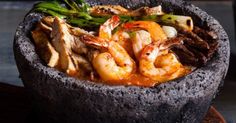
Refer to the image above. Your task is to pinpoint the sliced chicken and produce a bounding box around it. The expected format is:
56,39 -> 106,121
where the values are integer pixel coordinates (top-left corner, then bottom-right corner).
31,27 -> 59,67
51,17 -> 92,76
69,26 -> 91,36
68,26 -> 91,54
70,52 -> 93,76
38,21 -> 52,34
40,17 -> 89,55
41,16 -> 54,27
51,17 -> 78,76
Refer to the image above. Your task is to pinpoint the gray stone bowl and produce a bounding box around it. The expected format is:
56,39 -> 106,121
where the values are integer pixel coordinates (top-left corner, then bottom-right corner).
13,0 -> 230,123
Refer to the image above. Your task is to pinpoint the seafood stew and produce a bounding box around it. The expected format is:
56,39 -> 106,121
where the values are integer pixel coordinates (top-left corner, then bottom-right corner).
31,0 -> 218,87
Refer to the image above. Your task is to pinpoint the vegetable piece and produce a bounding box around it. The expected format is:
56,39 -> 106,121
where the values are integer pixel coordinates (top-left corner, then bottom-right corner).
67,17 -> 106,27
34,7 -> 67,19
64,0 -> 81,11
160,14 -> 194,31
162,26 -> 177,38
34,1 -> 77,15
34,0 -> 92,20
76,0 -> 91,12
33,0 -> 195,30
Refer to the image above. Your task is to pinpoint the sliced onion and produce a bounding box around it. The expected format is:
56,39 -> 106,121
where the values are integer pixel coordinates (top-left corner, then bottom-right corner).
162,26 -> 177,38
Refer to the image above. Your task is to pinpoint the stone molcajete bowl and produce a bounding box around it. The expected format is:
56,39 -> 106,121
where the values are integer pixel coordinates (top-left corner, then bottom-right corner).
13,0 -> 230,123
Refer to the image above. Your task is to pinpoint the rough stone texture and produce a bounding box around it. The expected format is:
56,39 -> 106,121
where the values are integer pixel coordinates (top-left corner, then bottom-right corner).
13,0 -> 230,123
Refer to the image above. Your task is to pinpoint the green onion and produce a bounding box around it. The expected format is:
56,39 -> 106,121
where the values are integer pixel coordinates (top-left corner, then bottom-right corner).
64,0 -> 81,11
68,18 -> 101,27
34,7 -> 67,19
33,0 -> 194,29
76,0 -> 91,12
160,14 -> 194,31
34,1 -> 77,15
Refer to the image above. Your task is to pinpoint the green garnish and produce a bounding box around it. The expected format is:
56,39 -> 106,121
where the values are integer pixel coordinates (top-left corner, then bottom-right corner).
33,0 -> 193,30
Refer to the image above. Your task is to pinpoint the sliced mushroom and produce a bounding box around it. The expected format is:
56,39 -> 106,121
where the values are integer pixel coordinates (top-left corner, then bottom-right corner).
162,26 -> 178,38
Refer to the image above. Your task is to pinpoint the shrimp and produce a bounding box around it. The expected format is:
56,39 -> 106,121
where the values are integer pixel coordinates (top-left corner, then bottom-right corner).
123,21 -> 167,42
99,15 -> 120,39
130,30 -> 152,59
112,29 -> 153,59
139,41 -> 188,82
80,34 -> 136,81
112,29 -> 135,58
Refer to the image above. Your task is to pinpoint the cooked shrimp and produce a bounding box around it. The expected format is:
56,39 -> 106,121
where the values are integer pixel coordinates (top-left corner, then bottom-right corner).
99,15 -> 120,39
139,42 -> 187,82
123,21 -> 167,42
130,30 -> 152,59
80,35 -> 136,81
112,29 -> 134,57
